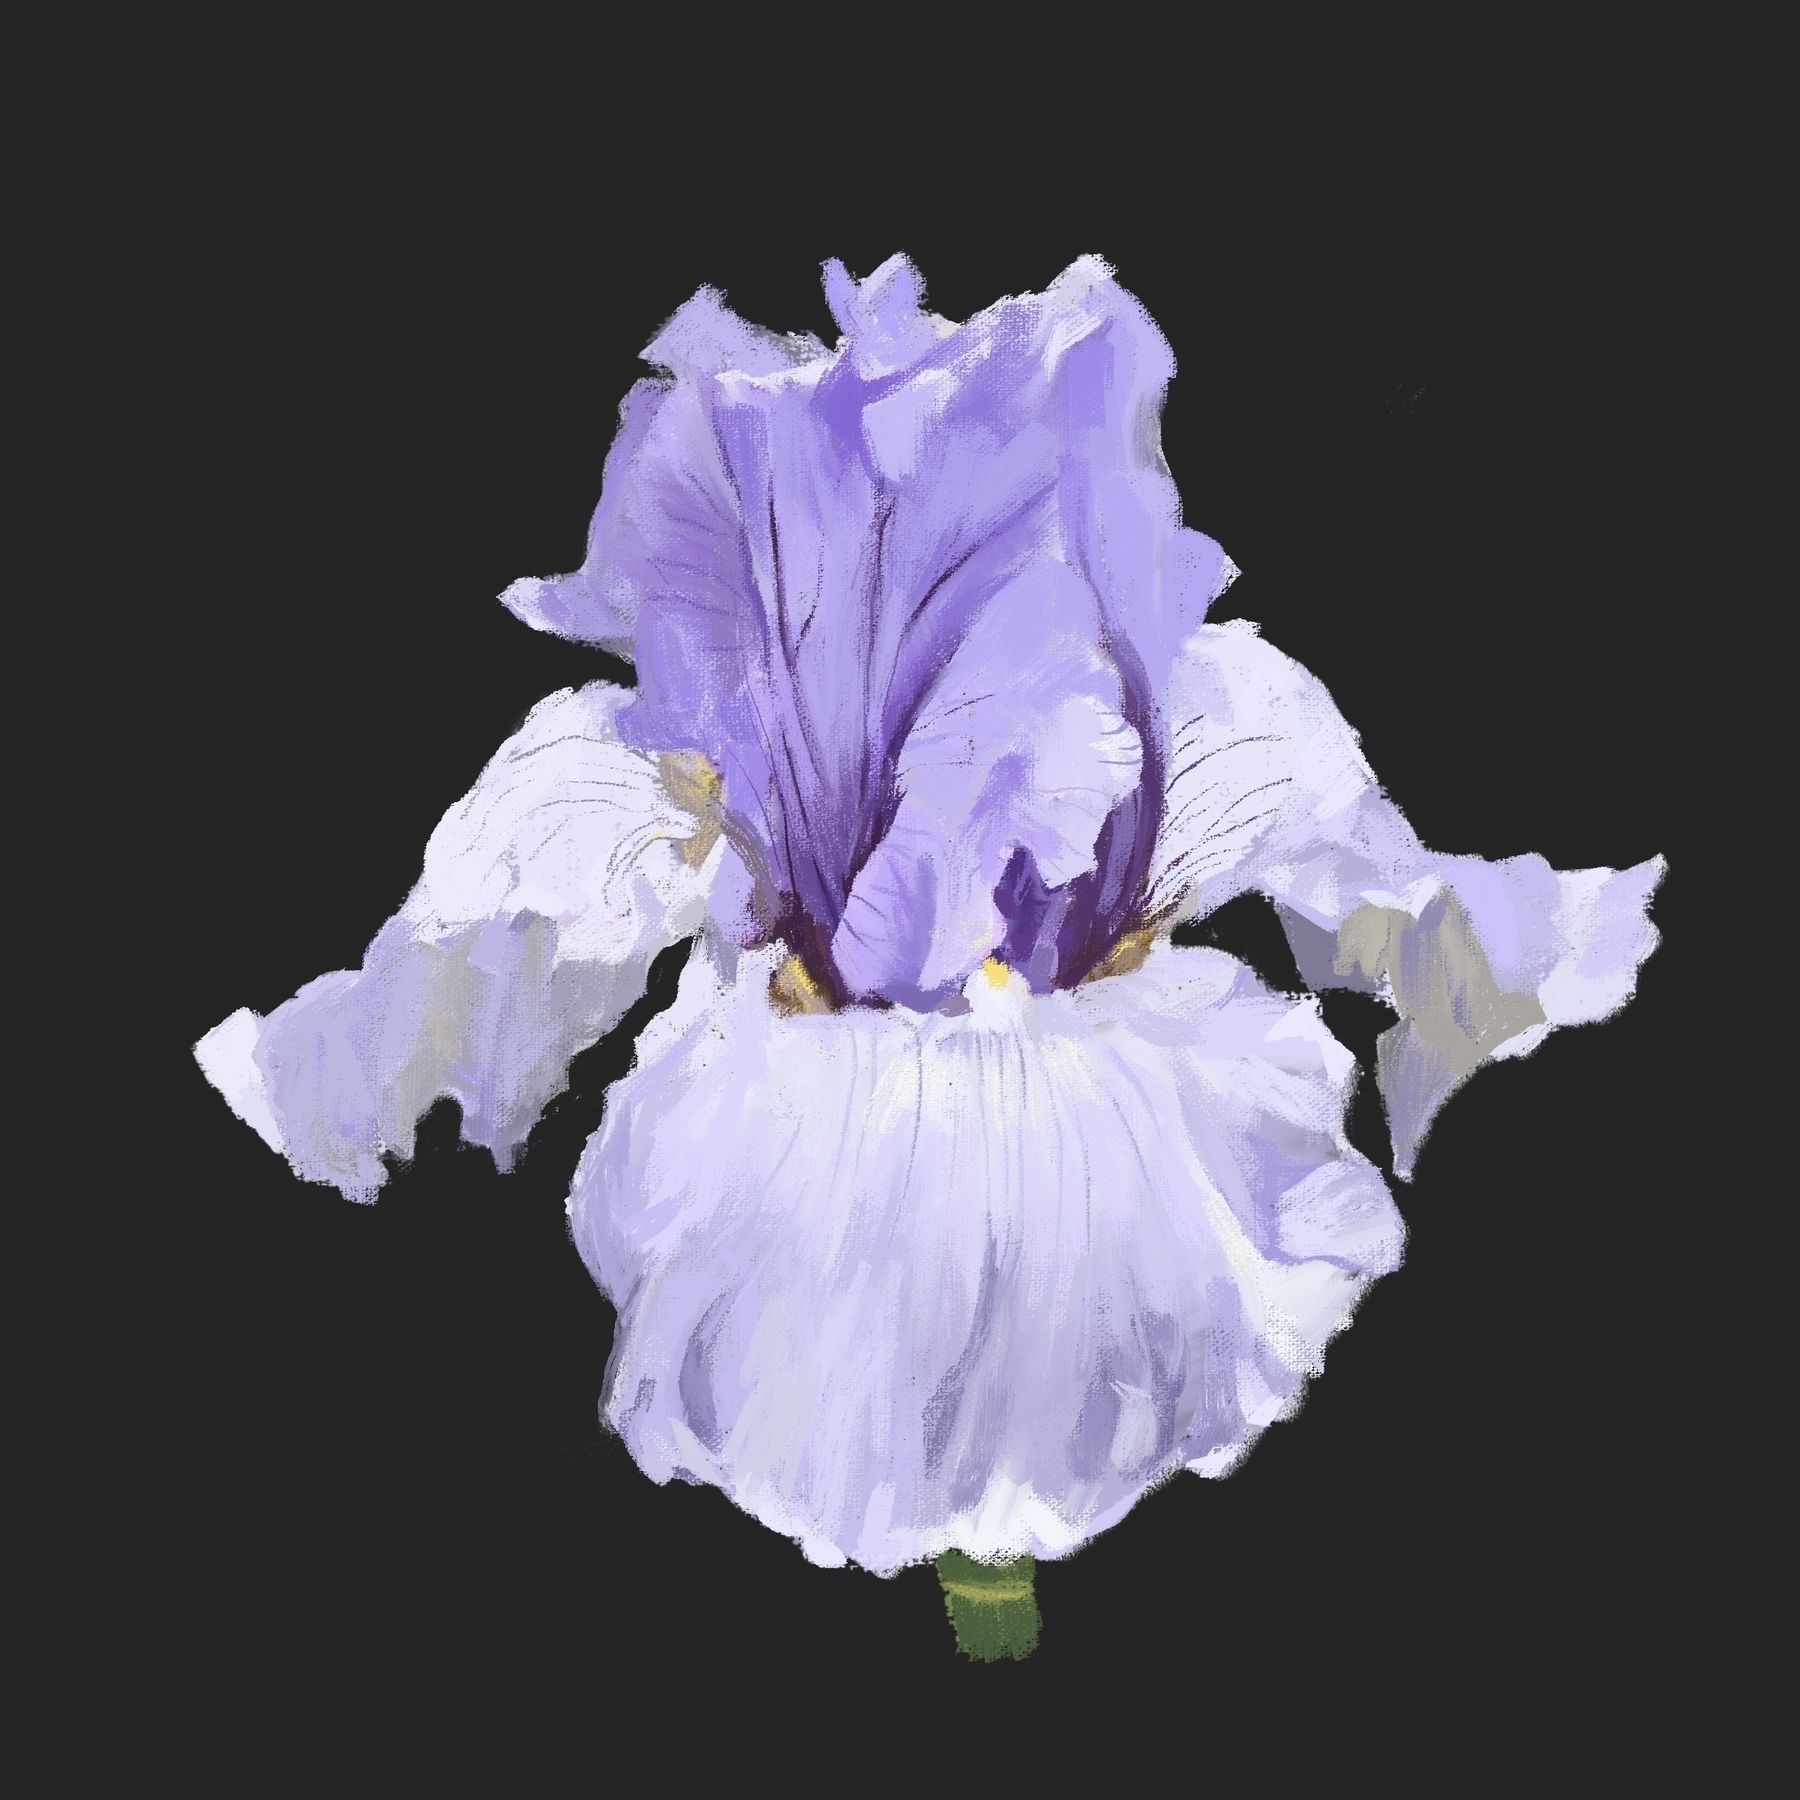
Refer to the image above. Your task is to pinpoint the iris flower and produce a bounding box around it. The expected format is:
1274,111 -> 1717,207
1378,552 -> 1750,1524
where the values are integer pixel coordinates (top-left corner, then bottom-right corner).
196,255 -> 1662,1655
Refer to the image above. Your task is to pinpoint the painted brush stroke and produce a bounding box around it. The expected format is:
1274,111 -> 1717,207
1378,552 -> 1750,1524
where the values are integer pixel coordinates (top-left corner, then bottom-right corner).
196,255 -> 1663,1652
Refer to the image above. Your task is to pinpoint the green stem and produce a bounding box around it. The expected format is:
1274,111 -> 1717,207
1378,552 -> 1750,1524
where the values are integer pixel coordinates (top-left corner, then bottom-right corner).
935,1552 -> 1041,1661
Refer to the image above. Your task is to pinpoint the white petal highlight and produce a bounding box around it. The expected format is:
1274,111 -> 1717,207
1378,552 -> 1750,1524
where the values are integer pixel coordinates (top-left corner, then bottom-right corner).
193,1007 -> 283,1154
1538,853 -> 1668,1028
192,683 -> 731,1201
568,936 -> 1400,1573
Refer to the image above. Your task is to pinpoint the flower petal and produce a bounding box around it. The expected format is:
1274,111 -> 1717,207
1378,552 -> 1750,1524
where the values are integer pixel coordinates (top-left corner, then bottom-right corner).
193,684 -> 730,1201
567,936 -> 1399,1573
1147,622 -> 1666,1175
822,253 -> 954,379
498,257 -> 1235,987
830,560 -> 1143,1005
500,288 -> 827,651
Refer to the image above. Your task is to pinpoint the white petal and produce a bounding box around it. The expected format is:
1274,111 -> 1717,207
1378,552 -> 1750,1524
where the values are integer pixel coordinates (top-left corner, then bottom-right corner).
193,683 -> 732,1201
1146,620 -> 1414,925
568,936 -> 1400,1572
1538,854 -> 1668,1027
1149,623 -> 1664,1176
193,1007 -> 283,1154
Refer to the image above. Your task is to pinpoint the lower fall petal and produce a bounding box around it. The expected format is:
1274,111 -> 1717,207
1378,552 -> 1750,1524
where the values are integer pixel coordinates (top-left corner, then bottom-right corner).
566,937 -> 1400,1573
1332,855 -> 1667,1176
193,683 -> 731,1201
1148,621 -> 1665,1177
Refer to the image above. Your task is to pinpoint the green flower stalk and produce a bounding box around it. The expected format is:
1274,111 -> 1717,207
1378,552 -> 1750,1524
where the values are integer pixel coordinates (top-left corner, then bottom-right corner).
936,1553 -> 1041,1662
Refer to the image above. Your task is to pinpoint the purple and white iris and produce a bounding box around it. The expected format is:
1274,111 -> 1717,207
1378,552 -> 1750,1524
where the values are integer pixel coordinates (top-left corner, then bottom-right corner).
196,256 -> 1663,1574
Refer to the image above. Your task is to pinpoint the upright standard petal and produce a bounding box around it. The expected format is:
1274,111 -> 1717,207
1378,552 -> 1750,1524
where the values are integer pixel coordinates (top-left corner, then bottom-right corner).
194,684 -> 731,1201
495,257 -> 1235,999
1145,621 -> 1666,1174
830,559 -> 1143,1006
567,936 -> 1401,1573
500,289 -> 829,652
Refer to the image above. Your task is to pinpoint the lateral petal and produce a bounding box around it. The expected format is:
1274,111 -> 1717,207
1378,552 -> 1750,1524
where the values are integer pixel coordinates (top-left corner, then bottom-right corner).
194,684 -> 730,1199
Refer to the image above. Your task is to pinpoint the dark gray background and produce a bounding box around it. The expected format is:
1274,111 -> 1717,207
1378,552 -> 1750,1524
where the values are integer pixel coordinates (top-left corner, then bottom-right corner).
42,26 -> 1743,1784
